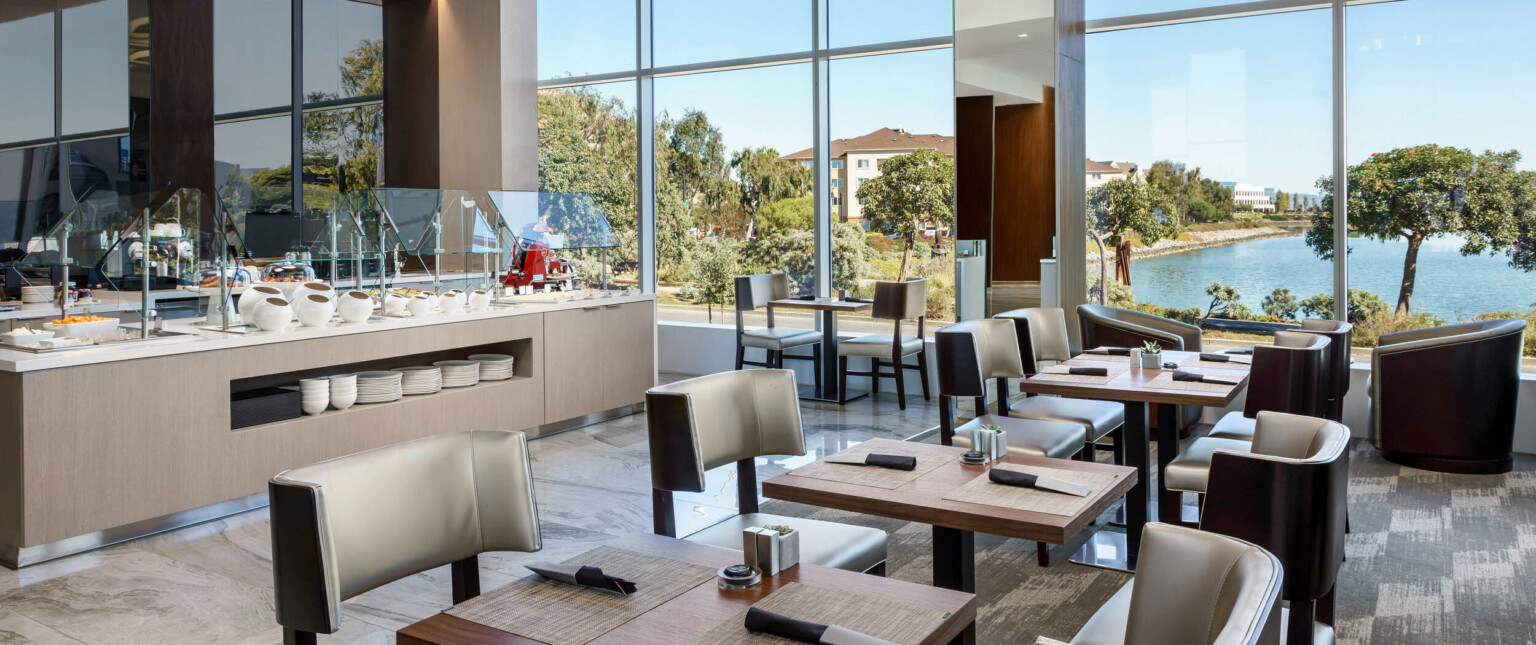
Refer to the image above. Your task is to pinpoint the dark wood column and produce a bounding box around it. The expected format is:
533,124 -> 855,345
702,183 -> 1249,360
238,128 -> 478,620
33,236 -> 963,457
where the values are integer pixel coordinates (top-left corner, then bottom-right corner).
147,0 -> 214,202
992,87 -> 1056,284
955,95 -> 994,243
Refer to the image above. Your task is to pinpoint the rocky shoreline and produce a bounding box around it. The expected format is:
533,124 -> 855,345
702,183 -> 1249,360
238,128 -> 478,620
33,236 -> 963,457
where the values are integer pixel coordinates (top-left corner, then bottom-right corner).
1087,225 -> 1299,266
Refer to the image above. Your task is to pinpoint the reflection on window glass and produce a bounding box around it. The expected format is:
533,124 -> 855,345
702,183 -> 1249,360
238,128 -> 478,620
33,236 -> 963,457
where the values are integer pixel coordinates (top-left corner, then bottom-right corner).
830,0 -> 951,48
61,0 -> 129,136
1085,10 -> 1330,349
0,4 -> 56,144
536,0 -> 635,79
536,82 -> 637,291
1088,1 -> 1254,21
1345,0 -> 1536,367
654,65 -> 812,323
303,104 -> 383,215
214,0 -> 293,114
303,0 -> 382,103
216,116 -> 294,258
64,137 -> 133,209
653,1 -> 809,67
831,49 -> 955,331
0,146 -> 61,253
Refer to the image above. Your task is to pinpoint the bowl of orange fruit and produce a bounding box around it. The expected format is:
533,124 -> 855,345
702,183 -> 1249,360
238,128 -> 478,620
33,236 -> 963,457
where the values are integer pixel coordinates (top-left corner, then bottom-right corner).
44,315 -> 119,340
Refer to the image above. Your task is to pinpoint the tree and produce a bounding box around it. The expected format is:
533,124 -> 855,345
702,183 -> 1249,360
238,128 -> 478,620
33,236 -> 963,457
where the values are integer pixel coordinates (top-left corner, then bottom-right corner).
680,236 -> 738,322
537,86 -> 638,264
1308,145 -> 1531,315
730,147 -> 812,235
1274,190 -> 1291,213
1298,289 -> 1390,323
755,196 -> 813,236
1086,175 -> 1176,301
666,110 -> 728,217
1187,200 -> 1221,223
832,222 -> 869,293
1145,160 -> 1236,222
855,149 -> 956,280
1201,282 -> 1239,322
1262,288 -> 1298,320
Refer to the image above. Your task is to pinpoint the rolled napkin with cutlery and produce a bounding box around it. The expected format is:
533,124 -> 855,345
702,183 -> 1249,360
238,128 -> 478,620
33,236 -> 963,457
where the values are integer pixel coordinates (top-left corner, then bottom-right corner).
1040,365 -> 1109,377
745,607 -> 898,645
1172,369 -> 1244,385
988,468 -> 1093,497
525,562 -> 637,595
1222,348 -> 1255,355
1199,352 -> 1252,364
843,297 -> 872,303
823,453 -> 917,471
1083,347 -> 1132,356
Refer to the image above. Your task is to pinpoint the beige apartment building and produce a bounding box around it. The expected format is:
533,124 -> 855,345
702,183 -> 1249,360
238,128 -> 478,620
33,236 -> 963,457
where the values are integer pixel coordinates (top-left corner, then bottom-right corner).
781,127 -> 956,223
1085,159 -> 1142,189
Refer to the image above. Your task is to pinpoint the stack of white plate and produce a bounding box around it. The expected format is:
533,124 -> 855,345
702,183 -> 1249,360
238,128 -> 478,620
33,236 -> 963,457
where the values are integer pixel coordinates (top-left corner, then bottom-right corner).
434,360 -> 481,388
20,285 -> 55,303
469,354 -> 514,381
355,371 -> 403,404
300,378 -> 330,415
393,366 -> 443,395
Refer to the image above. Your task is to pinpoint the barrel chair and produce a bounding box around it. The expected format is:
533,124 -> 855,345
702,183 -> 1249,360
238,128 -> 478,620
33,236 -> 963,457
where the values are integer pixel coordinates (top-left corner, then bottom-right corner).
1206,330 -> 1330,442
1034,522 -> 1283,645
646,369 -> 888,574
935,319 -> 1089,566
1291,319 -> 1354,421
269,430 -> 543,645
1370,319 -> 1527,474
838,279 -> 931,409
1200,412 -> 1350,645
734,273 -> 821,389
996,307 -> 1126,465
1077,304 -> 1203,433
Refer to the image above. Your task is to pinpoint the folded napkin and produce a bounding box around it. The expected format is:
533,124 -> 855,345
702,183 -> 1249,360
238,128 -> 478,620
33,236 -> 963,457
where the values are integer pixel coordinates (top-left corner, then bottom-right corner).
988,468 -> 1093,497
824,453 -> 917,470
745,607 -> 897,645
1199,352 -> 1253,365
843,297 -> 872,304
1040,365 -> 1109,377
1171,370 -> 1243,385
1223,348 -> 1255,355
795,295 -> 817,301
525,562 -> 637,595
1083,347 -> 1132,356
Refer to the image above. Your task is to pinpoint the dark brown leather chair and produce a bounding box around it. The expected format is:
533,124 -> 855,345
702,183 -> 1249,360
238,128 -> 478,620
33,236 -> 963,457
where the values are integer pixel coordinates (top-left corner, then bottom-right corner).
1202,412 -> 1351,645
1370,319 -> 1527,474
1206,331 -> 1330,442
838,279 -> 931,409
996,307 -> 1126,465
1077,304 -> 1203,432
1292,319 -> 1353,421
734,273 -> 821,389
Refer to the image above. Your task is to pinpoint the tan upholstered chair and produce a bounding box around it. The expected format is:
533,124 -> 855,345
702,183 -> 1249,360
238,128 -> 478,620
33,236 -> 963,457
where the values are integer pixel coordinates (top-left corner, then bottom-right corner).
735,273 -> 821,388
1206,331 -> 1330,442
269,431 -> 542,645
1077,304 -> 1204,432
1165,412 -> 1349,527
1292,319 -> 1353,421
838,279 -> 931,409
646,370 -> 888,573
996,307 -> 1126,464
1035,523 -> 1283,645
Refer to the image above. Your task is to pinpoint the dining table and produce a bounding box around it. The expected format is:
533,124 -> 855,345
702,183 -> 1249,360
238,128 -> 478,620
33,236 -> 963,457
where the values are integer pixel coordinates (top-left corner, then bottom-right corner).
766,296 -> 874,403
397,532 -> 976,645
1017,348 -> 1249,573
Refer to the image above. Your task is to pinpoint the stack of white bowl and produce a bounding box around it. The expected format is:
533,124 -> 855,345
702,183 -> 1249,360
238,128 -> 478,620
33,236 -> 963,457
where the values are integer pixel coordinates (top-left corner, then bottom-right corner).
21,285 -> 55,303
355,371 -> 403,404
434,360 -> 481,388
329,374 -> 357,410
469,354 -> 514,381
393,366 -> 443,395
300,378 -> 330,415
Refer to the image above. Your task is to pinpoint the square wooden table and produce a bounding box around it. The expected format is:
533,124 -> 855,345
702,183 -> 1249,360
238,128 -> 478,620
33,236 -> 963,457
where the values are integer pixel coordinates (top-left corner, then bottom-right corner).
767,297 -> 874,403
397,533 -> 975,645
762,442 -> 1135,645
1018,350 -> 1248,572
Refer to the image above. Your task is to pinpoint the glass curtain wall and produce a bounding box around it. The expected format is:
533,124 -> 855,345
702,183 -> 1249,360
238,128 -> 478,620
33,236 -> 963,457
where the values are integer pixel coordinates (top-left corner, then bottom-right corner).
536,81 -> 639,290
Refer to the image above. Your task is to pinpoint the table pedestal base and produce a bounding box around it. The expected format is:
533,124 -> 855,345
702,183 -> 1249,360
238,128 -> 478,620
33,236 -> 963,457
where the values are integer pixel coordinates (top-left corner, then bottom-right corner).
1067,530 -> 1137,573
932,526 -> 976,645
797,385 -> 869,404
1109,500 -> 1199,527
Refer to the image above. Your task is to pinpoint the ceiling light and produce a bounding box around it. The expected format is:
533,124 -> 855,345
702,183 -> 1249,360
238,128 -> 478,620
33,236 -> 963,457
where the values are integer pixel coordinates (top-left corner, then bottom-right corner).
1017,33 -> 1028,38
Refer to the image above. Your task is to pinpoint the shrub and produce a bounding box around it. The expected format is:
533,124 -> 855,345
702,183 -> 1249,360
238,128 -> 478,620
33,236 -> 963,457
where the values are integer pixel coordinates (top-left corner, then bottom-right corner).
1186,200 -> 1222,223
1475,309 -> 1536,357
1262,288 -> 1299,320
1088,276 -> 1138,308
1352,311 -> 1447,347
1299,289 -> 1390,323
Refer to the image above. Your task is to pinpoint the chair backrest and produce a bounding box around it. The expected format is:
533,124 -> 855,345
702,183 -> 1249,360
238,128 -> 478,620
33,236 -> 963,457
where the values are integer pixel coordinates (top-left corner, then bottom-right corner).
269,430 -> 542,635
935,319 -> 1025,398
1370,318 -> 1526,448
1243,330 -> 1329,419
1202,412 -> 1349,604
872,279 -> 927,321
1125,523 -> 1283,645
1295,318 -> 1353,414
994,307 -> 1071,372
735,273 -> 790,312
646,369 -> 806,494
1077,304 -> 1203,352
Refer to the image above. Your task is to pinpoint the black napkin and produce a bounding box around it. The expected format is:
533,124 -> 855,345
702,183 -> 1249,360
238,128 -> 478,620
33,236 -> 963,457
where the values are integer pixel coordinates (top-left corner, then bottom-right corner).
746,607 -> 827,643
844,297 -> 872,303
1090,347 -> 1132,356
572,566 -> 638,595
1068,367 -> 1108,376
1224,348 -> 1255,355
989,469 -> 1042,488
795,295 -> 817,301
864,454 -> 917,470
1172,370 -> 1206,382
1198,353 -> 1232,362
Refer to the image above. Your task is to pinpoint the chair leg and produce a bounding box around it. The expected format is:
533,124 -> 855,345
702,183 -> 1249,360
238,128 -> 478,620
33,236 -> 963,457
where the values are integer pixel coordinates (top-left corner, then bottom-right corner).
1317,585 -> 1336,626
893,355 -> 908,410
283,628 -> 317,645
1084,440 -> 1097,463
1111,427 -> 1126,466
1035,541 -> 1050,567
838,356 -> 849,405
1288,598 -> 1316,645
917,349 -> 931,401
451,555 -> 481,604
866,561 -> 887,577
870,359 -> 881,394
812,344 -> 823,391
735,345 -> 745,371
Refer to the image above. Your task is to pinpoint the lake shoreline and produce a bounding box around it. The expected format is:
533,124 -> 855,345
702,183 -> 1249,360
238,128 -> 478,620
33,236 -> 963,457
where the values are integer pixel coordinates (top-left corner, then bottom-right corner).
1087,224 -> 1299,267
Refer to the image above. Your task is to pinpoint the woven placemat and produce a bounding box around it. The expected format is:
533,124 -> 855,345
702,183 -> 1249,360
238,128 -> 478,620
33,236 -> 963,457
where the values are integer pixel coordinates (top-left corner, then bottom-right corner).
789,438 -> 959,490
1147,370 -> 1245,392
942,463 -> 1125,517
1029,365 -> 1128,385
1182,357 -> 1253,369
689,582 -> 949,645
446,545 -> 716,645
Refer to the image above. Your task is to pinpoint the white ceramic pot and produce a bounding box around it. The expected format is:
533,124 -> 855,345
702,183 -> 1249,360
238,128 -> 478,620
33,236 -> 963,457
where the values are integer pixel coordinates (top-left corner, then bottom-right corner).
252,296 -> 292,332
468,290 -> 491,312
295,293 -> 333,327
407,294 -> 434,318
438,291 -> 464,314
422,291 -> 440,312
384,293 -> 409,316
297,281 -> 335,305
338,291 -> 374,323
238,285 -> 283,326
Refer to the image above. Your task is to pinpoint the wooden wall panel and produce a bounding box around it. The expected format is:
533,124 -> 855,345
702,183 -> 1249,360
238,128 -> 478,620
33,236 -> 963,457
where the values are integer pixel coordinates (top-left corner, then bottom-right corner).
383,0 -> 441,188
0,372 -> 21,547
955,96 -> 994,243
148,0 -> 214,202
991,89 -> 1056,283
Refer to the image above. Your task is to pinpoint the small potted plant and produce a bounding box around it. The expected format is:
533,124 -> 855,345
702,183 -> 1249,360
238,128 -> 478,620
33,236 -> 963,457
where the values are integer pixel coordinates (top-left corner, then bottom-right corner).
972,424 -> 1008,461
1139,340 -> 1163,369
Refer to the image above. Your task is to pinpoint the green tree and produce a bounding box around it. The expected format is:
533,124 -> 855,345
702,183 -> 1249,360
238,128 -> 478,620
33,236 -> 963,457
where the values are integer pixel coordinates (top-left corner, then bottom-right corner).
1262,288 -> 1298,320
655,182 -> 695,277
755,196 -> 813,236
666,109 -> 728,216
831,222 -> 869,293
1274,190 -> 1291,213
1187,200 -> 1221,223
1086,175 -> 1176,301
730,147 -> 812,235
1298,289 -> 1390,323
680,236 -> 738,323
537,86 -> 638,264
1201,282 -> 1240,322
855,149 -> 956,280
1145,160 -> 1235,221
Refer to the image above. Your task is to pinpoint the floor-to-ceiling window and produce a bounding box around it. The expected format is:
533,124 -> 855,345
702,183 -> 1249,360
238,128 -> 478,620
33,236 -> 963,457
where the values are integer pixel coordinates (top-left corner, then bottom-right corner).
536,81 -> 638,291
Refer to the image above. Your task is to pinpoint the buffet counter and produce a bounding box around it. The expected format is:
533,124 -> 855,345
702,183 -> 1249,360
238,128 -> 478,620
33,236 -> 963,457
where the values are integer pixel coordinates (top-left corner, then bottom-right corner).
0,292 -> 656,567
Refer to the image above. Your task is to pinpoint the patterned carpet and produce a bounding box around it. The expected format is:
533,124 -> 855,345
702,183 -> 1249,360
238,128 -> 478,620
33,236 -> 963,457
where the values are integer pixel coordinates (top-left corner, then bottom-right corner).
763,439 -> 1536,644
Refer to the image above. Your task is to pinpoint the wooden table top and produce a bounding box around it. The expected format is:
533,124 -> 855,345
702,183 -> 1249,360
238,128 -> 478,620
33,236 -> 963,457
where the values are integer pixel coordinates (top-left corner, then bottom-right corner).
766,297 -> 874,313
1017,350 -> 1248,407
762,443 -> 1137,544
397,533 -> 975,645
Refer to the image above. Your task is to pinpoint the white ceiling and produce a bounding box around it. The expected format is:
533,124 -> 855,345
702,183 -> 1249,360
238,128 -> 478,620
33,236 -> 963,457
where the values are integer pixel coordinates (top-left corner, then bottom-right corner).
954,1 -> 1057,105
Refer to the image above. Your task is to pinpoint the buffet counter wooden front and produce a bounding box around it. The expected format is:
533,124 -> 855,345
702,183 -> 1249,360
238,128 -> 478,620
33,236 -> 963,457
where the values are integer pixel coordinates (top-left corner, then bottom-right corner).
0,294 -> 655,567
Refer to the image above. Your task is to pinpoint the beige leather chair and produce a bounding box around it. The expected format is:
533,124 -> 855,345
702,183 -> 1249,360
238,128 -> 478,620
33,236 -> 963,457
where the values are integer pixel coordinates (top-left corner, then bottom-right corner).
1077,304 -> 1204,432
996,307 -> 1126,464
269,431 -> 542,645
1206,331 -> 1330,442
838,279 -> 931,409
735,273 -> 821,388
1166,412 -> 1349,527
646,370 -> 888,573
1035,523 -> 1283,645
